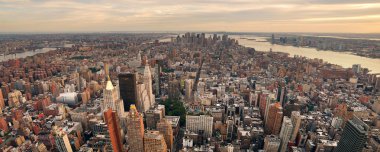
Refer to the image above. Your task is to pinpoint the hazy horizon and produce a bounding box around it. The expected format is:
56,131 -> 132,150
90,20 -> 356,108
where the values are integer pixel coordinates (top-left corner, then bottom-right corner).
1,31 -> 380,35
1,0 -> 380,33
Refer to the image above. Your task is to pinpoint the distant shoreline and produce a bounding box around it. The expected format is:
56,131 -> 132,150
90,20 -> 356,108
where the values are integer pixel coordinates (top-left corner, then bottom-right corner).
263,38 -> 380,59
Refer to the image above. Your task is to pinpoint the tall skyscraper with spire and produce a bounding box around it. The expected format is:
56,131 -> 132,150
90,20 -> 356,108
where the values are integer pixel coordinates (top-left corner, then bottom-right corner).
126,105 -> 144,152
104,109 -> 124,152
102,76 -> 125,117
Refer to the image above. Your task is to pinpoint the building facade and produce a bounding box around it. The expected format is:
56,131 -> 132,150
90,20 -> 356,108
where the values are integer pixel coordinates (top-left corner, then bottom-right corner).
144,131 -> 167,152
290,111 -> 301,142
265,102 -> 283,135
186,115 -> 213,138
157,119 -> 174,152
264,135 -> 280,152
279,116 -> 293,152
126,105 -> 145,152
104,109 -> 124,152
143,62 -> 155,109
53,129 -> 73,152
335,116 -> 369,152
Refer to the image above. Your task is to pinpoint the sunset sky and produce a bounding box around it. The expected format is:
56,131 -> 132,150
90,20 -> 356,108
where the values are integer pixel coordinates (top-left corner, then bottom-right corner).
1,0 -> 380,33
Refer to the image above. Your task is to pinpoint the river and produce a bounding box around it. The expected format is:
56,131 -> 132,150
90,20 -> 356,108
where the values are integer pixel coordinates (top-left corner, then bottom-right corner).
0,48 -> 56,62
230,35 -> 380,74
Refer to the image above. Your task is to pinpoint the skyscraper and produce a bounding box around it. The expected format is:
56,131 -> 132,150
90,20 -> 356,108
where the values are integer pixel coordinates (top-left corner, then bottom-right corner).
279,116 -> 293,152
53,128 -> 73,152
145,108 -> 164,129
0,90 -> 4,110
157,119 -> 174,152
259,93 -> 268,118
136,83 -> 152,112
184,79 -> 194,101
144,131 -> 167,152
352,64 -> 361,74
143,61 -> 155,107
104,109 -> 124,152
276,86 -> 287,106
168,79 -> 180,100
265,102 -> 283,135
0,117 -> 8,132
154,60 -> 163,96
118,73 -> 138,112
102,76 -> 124,117
137,51 -> 142,63
335,116 -> 369,152
126,105 -> 144,152
104,62 -> 110,78
264,94 -> 276,126
290,111 -> 301,142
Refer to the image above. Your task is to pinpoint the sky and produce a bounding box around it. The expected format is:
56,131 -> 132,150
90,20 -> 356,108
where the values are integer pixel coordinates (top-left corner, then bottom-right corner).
1,0 -> 380,33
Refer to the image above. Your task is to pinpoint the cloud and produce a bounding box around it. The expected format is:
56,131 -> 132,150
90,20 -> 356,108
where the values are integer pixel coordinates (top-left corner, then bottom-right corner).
0,0 -> 379,32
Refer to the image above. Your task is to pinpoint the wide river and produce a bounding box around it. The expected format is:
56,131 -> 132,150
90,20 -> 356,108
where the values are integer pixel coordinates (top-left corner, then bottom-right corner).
0,48 -> 56,62
230,35 -> 380,74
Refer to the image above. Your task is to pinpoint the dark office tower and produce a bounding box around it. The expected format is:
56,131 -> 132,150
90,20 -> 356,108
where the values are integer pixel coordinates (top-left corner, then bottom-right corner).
335,116 -> 369,152
155,60 -> 163,96
276,86 -> 282,103
271,34 -> 275,44
104,109 -> 124,152
213,34 -> 218,41
222,34 -> 228,42
277,86 -> 287,106
283,103 -> 301,117
201,33 -> 206,46
118,73 -> 138,112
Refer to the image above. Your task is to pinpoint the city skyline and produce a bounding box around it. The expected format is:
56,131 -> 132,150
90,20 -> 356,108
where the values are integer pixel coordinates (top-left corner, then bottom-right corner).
1,0 -> 380,33
0,31 -> 380,151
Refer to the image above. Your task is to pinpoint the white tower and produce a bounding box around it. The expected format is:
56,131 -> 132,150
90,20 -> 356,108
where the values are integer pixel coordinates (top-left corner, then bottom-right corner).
144,61 -> 155,108
137,51 -> 142,63
290,111 -> 301,141
279,116 -> 293,152
102,76 -> 125,117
